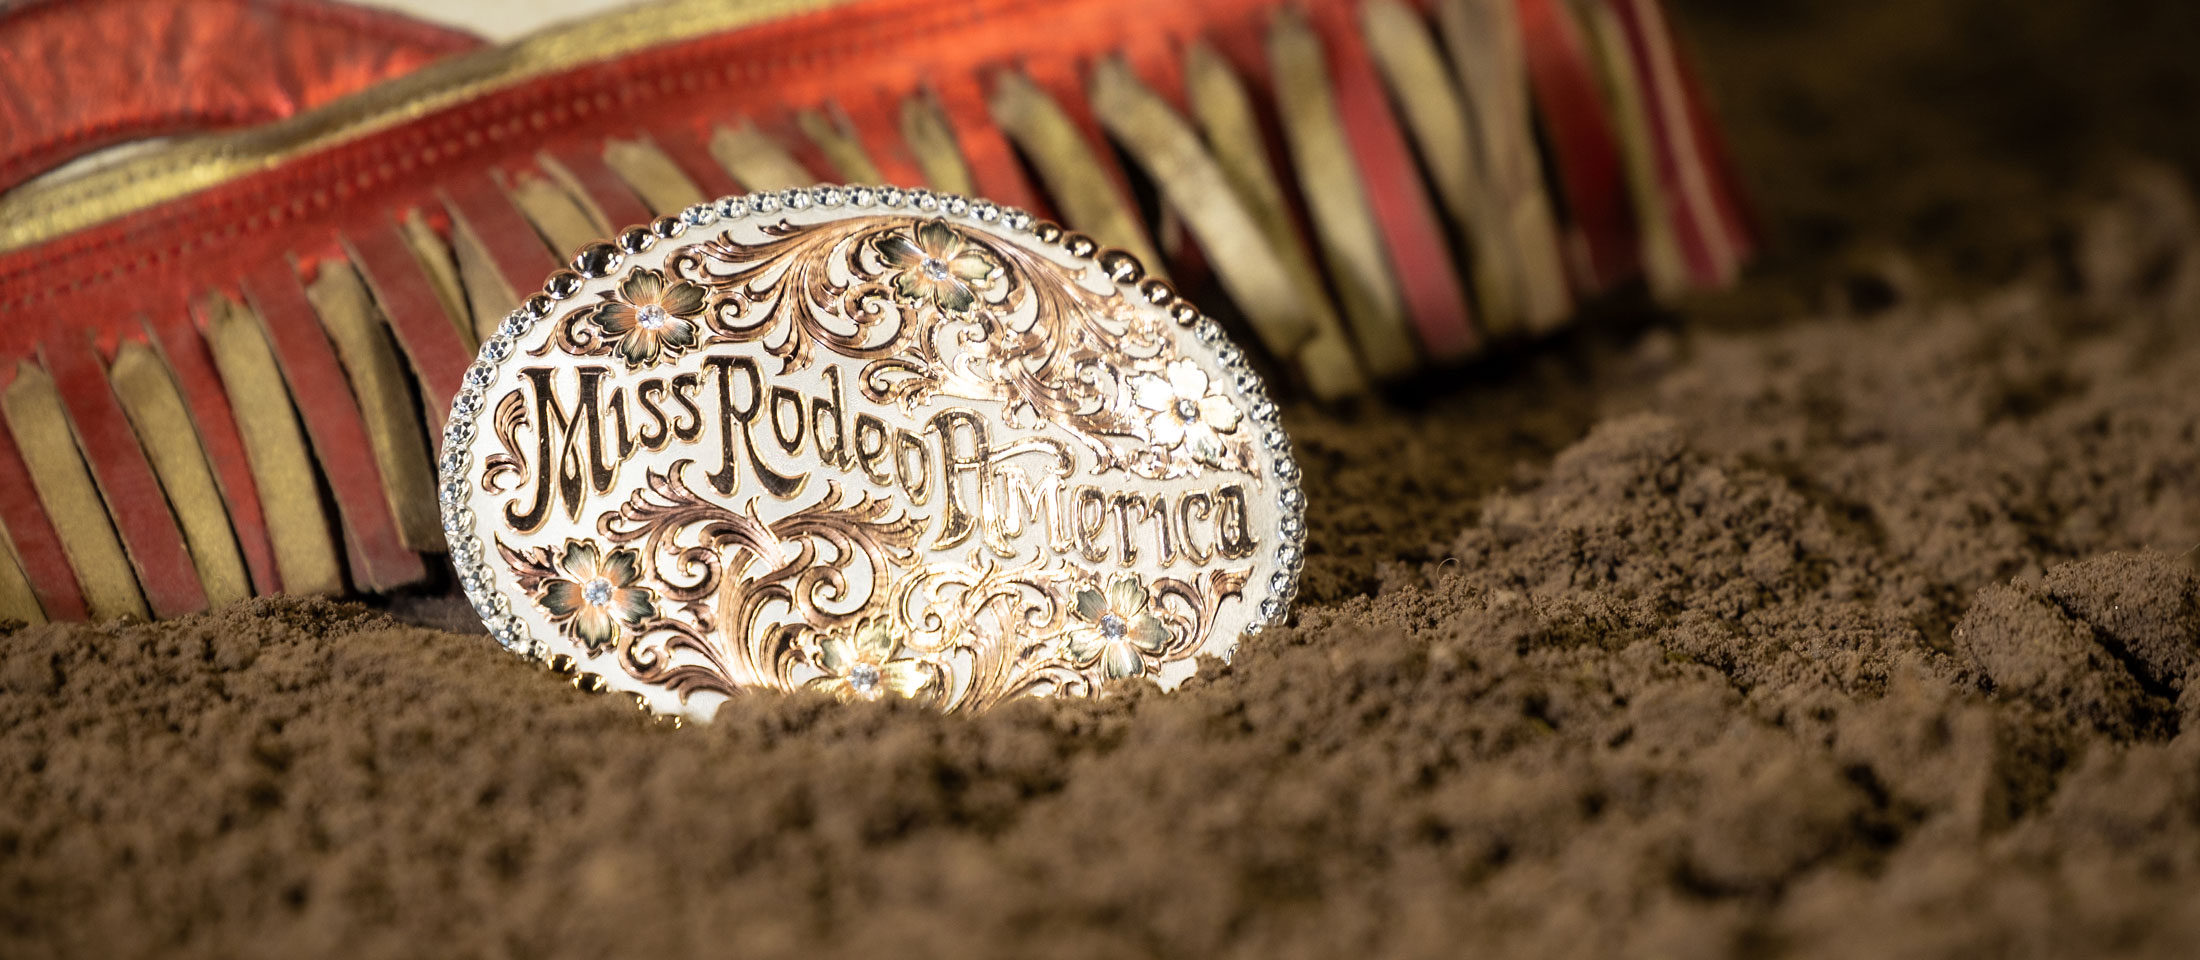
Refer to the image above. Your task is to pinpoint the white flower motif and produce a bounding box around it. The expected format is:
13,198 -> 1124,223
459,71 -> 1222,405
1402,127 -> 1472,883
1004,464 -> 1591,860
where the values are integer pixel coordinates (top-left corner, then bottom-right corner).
1133,359 -> 1243,462
806,619 -> 937,703
1065,575 -> 1173,680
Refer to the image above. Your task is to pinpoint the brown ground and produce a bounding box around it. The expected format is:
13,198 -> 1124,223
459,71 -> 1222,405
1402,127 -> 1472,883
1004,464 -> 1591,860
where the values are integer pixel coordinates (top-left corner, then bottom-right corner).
8,1 -> 2200,957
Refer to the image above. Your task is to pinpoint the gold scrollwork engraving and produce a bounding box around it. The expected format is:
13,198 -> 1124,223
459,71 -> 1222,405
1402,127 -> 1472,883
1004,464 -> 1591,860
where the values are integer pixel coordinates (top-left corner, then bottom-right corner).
489,213 -> 1275,711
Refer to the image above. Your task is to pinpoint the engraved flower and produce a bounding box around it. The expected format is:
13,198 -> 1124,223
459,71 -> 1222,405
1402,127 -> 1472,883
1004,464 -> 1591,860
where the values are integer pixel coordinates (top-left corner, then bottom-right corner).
807,618 -> 938,702
874,219 -> 1001,313
1065,575 -> 1173,680
1133,359 -> 1243,462
535,539 -> 656,655
590,267 -> 706,368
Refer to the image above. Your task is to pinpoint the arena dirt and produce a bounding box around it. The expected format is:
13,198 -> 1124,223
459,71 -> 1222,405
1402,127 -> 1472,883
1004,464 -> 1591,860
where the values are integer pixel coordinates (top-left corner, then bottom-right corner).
6,0 -> 2200,956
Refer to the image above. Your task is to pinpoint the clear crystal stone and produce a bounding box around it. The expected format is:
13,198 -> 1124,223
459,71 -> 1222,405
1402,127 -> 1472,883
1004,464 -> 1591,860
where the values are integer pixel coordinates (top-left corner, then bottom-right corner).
815,186 -> 844,206
1278,545 -> 1301,568
1271,572 -> 1292,593
850,186 -> 877,206
783,188 -> 811,209
683,204 -> 716,225
1100,613 -> 1127,639
583,577 -> 613,606
972,201 -> 1000,222
463,362 -> 494,388
921,257 -> 951,280
1282,488 -> 1305,509
498,314 -> 530,339
637,303 -> 669,329
450,391 -> 481,417
1003,209 -> 1031,231
480,337 -> 511,362
848,662 -> 881,695
444,506 -> 474,536
1175,398 -> 1201,423
944,196 -> 970,216
440,447 -> 468,476
879,187 -> 905,207
1260,599 -> 1284,620
717,197 -> 749,218
754,194 -> 781,213
445,419 -> 474,446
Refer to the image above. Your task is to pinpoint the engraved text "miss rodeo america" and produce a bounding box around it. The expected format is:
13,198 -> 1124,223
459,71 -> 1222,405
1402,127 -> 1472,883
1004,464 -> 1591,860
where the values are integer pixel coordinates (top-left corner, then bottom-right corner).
497,358 -> 1260,567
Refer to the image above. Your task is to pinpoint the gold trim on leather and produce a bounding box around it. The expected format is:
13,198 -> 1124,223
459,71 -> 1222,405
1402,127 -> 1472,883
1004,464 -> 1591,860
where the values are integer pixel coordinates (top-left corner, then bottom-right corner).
0,0 -> 855,252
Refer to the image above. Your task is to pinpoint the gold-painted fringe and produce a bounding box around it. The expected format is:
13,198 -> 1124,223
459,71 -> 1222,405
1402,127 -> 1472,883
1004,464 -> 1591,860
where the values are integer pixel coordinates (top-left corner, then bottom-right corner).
441,194 -> 525,343
899,93 -> 978,198
602,137 -> 708,214
796,108 -> 885,185
2,362 -> 150,620
987,72 -> 1165,273
1181,44 -> 1369,399
1087,60 -> 1324,361
398,209 -> 477,351
507,170 -> 609,259
108,340 -> 252,607
200,294 -> 344,595
1581,0 -> 1686,299
1437,0 -> 1572,332
1362,0 -> 1519,333
710,121 -> 815,192
1268,11 -> 1419,380
0,530 -> 42,624
305,259 -> 445,553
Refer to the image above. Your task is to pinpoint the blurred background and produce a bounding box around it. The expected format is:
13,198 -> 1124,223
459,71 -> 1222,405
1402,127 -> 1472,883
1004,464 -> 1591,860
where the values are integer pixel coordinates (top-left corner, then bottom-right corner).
356,0 -> 616,38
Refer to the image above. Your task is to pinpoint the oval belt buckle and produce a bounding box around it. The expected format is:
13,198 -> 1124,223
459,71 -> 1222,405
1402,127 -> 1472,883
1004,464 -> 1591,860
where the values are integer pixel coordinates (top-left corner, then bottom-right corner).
438,186 -> 1305,718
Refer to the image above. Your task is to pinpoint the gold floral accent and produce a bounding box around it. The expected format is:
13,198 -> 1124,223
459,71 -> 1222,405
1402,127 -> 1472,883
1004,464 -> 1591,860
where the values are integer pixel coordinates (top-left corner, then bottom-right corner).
1066,575 -> 1173,679
872,219 -> 1001,313
587,267 -> 706,368
1132,359 -> 1243,464
806,618 -> 938,702
535,539 -> 656,655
